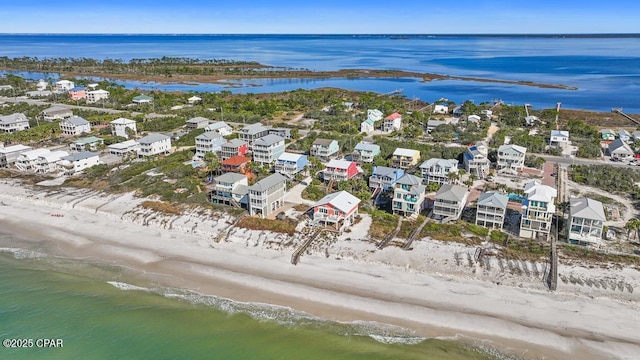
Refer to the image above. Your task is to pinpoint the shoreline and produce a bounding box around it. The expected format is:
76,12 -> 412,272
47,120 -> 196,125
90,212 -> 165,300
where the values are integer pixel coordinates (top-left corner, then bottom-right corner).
0,180 -> 639,359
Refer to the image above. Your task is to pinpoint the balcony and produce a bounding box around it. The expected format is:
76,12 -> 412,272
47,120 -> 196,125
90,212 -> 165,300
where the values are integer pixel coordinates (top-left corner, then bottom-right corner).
403,195 -> 419,203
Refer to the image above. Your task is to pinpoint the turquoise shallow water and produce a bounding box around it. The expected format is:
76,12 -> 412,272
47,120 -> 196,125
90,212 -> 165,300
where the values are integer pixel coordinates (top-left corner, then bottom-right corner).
0,241 -> 503,360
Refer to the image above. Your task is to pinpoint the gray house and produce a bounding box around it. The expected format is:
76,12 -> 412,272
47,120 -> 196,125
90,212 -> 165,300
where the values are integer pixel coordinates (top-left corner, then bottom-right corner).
608,138 -> 634,161
433,184 -> 470,221
248,173 -> 287,218
475,192 -> 509,230
568,197 -> 606,246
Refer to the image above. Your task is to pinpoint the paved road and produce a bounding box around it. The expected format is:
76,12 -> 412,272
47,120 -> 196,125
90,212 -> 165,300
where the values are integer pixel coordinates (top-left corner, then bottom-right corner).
536,153 -> 639,169
0,96 -> 141,115
284,176 -> 315,206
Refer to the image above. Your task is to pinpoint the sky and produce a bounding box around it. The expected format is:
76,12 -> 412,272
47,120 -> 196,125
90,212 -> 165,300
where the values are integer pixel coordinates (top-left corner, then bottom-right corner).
0,1 -> 639,34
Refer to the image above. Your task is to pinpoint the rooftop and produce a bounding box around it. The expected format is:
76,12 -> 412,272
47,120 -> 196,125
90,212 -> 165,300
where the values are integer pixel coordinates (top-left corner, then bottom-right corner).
314,190 -> 361,213
61,151 -> 99,162
436,184 -> 469,202
138,133 -> 170,144
477,192 -> 509,209
248,173 -> 287,192
253,134 -> 284,147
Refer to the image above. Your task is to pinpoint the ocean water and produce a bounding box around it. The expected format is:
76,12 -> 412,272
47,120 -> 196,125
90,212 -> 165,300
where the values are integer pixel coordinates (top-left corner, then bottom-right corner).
0,237 -> 501,360
0,34 -> 639,112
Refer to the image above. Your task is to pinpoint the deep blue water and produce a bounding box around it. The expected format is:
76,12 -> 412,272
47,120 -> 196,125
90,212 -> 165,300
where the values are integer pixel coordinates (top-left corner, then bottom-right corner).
1,34 -> 639,112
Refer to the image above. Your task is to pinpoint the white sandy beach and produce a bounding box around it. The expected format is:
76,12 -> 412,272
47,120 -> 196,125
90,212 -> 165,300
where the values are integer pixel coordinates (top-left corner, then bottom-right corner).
0,179 -> 639,359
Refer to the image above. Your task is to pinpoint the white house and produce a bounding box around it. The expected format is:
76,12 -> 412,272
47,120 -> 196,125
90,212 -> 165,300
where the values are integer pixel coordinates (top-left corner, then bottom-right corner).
608,138 -> 634,161
205,121 -> 233,136
568,197 -> 606,246
110,118 -> 137,139
0,144 -> 32,167
137,133 -> 172,157
108,139 -> 139,156
497,144 -> 527,174
549,130 -> 570,148
433,104 -> 448,114
463,142 -> 490,178
360,119 -> 375,133
15,148 -> 51,171
252,134 -> 285,164
187,95 -> 202,104
467,114 -> 482,123
41,106 -> 73,121
0,113 -> 30,133
60,116 -> 91,136
419,158 -> 459,185
35,150 -> 69,174
367,109 -> 383,122
519,180 -> 558,240
59,151 -> 101,175
195,132 -> 225,159
186,117 -> 210,130
54,80 -> 75,93
209,172 -> 249,208
86,89 -> 110,103
383,112 -> 402,132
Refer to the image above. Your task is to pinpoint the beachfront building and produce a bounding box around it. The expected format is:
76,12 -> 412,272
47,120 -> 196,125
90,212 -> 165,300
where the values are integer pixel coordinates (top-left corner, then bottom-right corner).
108,140 -> 139,157
186,116 -> 210,130
41,106 -> 73,121
132,95 -> 153,104
86,89 -> 110,103
238,123 -> 270,148
433,184 -> 470,221
70,136 -> 104,152
632,131 -> 640,142
519,180 -> 558,240
59,151 -> 100,175
419,158 -> 459,186
310,138 -> 339,161
205,121 -> 233,136
549,130 -> 570,148
383,112 -> 402,132
0,113 -> 30,133
608,138 -> 634,161
497,144 -> 527,175
15,149 -> 51,171
392,174 -> 426,218
35,150 -> 69,174
463,142 -> 490,178
481,109 -> 493,120
360,119 -> 375,133
221,155 -> 251,175
208,173 -> 249,209
391,148 -> 420,169
369,166 -> 404,192
68,87 -> 86,100
323,160 -> 358,182
567,197 -> 606,246
0,144 -> 32,168
433,104 -> 448,114
110,118 -> 137,139
137,133 -> 171,157
467,115 -> 482,124
475,192 -> 509,230
220,139 -> 249,160
54,80 -> 74,93
351,142 -> 380,164
195,132 -> 225,160
274,152 -> 308,177
311,191 -> 361,231
59,116 -> 91,136
600,129 -> 616,141
619,129 -> 632,143
252,134 -> 285,165
247,173 -> 287,218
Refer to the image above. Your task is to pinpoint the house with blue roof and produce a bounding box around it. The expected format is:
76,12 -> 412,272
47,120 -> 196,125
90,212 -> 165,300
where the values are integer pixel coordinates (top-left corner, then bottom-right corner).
369,166 -> 404,191
275,152 -> 308,177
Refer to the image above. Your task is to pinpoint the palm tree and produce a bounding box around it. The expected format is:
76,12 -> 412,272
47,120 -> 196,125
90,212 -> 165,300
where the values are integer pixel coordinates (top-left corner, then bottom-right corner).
625,218 -> 640,241
447,172 -> 460,184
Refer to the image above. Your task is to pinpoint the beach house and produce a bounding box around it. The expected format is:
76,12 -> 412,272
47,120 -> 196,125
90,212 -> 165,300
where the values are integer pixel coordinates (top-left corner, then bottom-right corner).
205,121 -> 233,136
208,173 -> 249,209
59,151 -> 100,175
600,129 -> 616,141
392,174 -> 426,218
467,115 -> 482,124
383,112 -> 402,132
41,106 -> 73,121
108,140 -> 139,157
0,113 -> 30,133
195,132 -> 225,160
54,80 -> 74,93
252,134 -> 285,165
132,95 -> 153,104
86,89 -> 110,103
463,142 -> 490,178
275,152 -> 308,177
187,96 -> 202,104
238,123 -> 271,148
351,142 -> 380,164
137,133 -> 171,157
360,119 -> 375,133
426,120 -> 447,133
567,197 -> 606,246
110,118 -> 137,139
70,136 -> 104,152
519,180 -> 558,240
433,104 -> 448,114
220,139 -> 249,160
247,173 -> 287,218
619,129 -> 632,143
323,160 -> 358,182
221,155 -> 251,174
497,144 -> 527,174
367,109 -> 383,122
549,130 -> 570,148
475,192 -> 509,230
608,138 -> 634,161
59,116 -> 91,136
0,144 -> 32,167
419,158 -> 459,185
310,138 -> 339,161
369,166 -> 404,191
311,191 -> 361,231
391,148 -> 420,169
15,148 -> 51,171
433,184 -> 470,221
68,86 -> 86,100
35,150 -> 69,174
186,117 -> 210,130
269,128 -> 292,139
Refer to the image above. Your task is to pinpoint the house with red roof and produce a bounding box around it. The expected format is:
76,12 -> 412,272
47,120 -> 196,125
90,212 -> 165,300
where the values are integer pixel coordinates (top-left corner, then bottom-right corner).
383,112 -> 402,132
221,155 -> 251,175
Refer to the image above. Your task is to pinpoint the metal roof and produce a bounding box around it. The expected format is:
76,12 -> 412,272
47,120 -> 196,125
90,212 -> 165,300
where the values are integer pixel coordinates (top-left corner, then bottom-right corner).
570,197 -> 606,222
253,134 -> 284,147
477,192 -> 508,209
436,184 -> 469,202
138,133 -> 170,144
248,173 -> 287,192
313,190 -> 361,213
396,173 -> 423,185
61,151 -> 99,162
